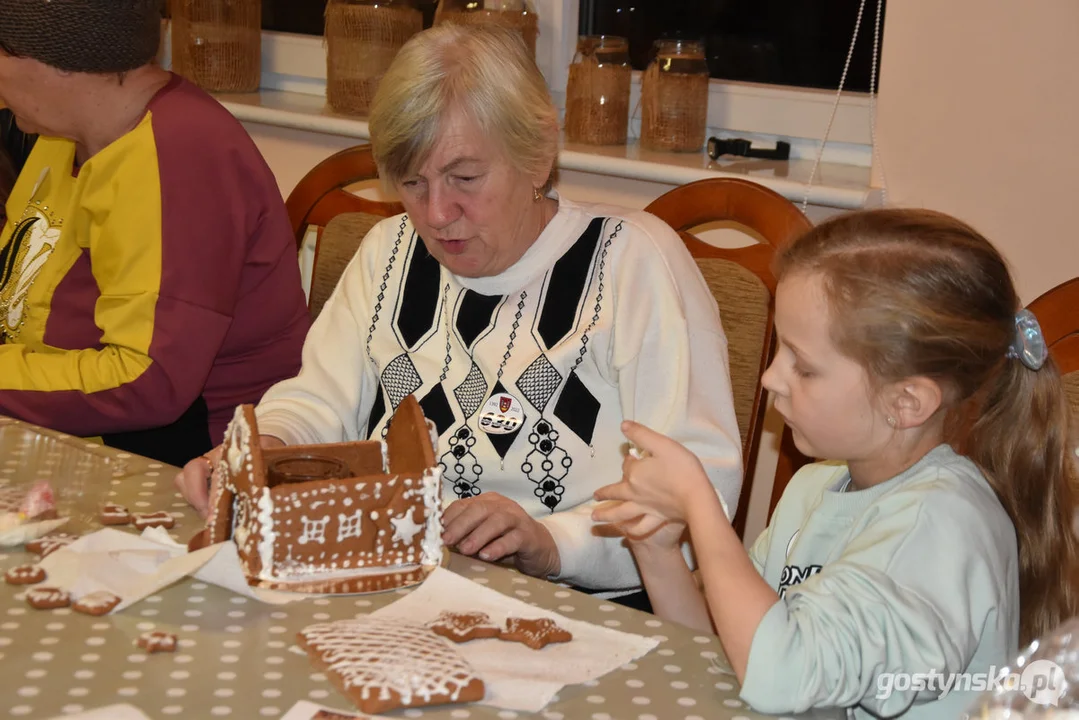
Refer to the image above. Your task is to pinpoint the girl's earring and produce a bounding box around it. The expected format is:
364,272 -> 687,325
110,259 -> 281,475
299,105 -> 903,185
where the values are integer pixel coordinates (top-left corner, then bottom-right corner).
533,187 -> 542,202
887,416 -> 897,428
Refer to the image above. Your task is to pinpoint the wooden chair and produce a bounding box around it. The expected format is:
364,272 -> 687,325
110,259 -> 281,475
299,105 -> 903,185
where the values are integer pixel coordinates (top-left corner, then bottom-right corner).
285,144 -> 404,319
645,177 -> 814,538
1027,277 -> 1079,417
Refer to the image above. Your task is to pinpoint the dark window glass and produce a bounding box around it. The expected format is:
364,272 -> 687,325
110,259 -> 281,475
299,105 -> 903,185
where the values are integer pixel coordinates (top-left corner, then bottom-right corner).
261,0 -> 439,35
581,0 -> 885,92
261,0 -> 327,35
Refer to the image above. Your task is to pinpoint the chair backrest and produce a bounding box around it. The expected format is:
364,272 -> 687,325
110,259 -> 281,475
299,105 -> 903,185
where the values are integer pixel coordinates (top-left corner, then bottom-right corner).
1027,277 -> 1079,419
309,212 -> 386,319
644,177 -> 813,538
285,144 -> 405,319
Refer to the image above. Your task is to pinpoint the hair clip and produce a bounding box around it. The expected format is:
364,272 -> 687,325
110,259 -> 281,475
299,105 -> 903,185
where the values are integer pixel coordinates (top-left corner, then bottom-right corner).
1006,309 -> 1048,371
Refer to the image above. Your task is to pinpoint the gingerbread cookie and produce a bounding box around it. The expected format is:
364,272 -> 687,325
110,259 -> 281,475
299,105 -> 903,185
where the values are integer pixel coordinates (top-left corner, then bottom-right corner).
427,611 -> 502,643
313,711 -> 372,720
73,591 -> 122,616
5,564 -> 45,585
26,587 -> 71,610
132,511 -> 175,530
297,617 -> 485,714
25,533 -> 78,557
100,503 -> 131,526
137,631 -> 177,653
500,617 -> 573,650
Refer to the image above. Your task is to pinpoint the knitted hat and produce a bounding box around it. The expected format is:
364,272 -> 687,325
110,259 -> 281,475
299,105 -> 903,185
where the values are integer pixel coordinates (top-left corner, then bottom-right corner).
0,0 -> 163,73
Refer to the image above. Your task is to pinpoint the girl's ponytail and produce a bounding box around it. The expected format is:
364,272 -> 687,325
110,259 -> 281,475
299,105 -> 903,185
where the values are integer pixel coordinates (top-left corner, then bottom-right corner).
964,353 -> 1079,644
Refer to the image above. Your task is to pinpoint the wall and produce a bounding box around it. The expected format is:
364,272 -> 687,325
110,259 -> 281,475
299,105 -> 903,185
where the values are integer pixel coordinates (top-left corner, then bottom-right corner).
245,123 -> 358,196
875,0 -> 1079,303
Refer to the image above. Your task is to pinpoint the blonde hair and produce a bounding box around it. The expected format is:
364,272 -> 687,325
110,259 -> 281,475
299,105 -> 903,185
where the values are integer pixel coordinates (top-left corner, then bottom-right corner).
368,24 -> 558,189
776,208 -> 1079,645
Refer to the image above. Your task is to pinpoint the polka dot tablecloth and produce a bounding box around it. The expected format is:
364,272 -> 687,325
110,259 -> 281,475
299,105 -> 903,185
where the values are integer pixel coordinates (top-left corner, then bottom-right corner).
0,418 -> 841,720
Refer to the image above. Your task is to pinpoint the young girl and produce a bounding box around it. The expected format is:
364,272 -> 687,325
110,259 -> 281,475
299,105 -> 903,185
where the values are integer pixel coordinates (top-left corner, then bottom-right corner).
594,208 -> 1079,719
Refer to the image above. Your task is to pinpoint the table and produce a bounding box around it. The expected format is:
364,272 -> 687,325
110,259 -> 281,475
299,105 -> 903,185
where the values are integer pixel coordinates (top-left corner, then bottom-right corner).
0,417 -> 838,720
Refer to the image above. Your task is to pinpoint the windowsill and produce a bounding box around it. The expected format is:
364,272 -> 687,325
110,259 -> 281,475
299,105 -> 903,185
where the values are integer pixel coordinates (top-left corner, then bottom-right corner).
216,88 -> 878,210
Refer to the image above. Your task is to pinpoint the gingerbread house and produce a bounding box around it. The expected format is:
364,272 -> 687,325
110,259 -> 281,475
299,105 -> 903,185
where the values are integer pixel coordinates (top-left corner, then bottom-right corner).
199,395 -> 443,592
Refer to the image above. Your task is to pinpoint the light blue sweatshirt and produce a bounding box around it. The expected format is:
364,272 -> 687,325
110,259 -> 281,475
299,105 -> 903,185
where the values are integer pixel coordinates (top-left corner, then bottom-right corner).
741,445 -> 1018,719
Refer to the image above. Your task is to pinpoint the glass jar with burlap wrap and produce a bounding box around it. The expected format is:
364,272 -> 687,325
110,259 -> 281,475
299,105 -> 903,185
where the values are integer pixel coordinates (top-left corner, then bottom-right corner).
640,38 -> 710,153
325,0 -> 423,117
564,36 -> 632,146
169,0 -> 261,93
434,0 -> 539,59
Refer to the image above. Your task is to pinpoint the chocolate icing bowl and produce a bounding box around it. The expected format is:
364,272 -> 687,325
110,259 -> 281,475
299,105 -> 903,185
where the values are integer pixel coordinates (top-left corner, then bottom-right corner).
266,454 -> 351,487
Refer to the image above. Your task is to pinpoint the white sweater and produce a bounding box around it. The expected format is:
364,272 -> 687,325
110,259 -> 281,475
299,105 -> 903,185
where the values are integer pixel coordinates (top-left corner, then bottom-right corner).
255,195 -> 742,591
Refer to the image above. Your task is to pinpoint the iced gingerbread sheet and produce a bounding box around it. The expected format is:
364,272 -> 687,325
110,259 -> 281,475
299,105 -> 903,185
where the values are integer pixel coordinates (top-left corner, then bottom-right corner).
368,568 -> 660,712
297,616 -> 486,714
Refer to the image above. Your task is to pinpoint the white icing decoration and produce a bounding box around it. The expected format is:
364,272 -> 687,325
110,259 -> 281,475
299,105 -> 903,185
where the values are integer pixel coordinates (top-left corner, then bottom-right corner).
390,510 -> 424,546
337,509 -> 364,542
298,515 -> 330,545
226,406 -> 250,476
379,439 -> 390,474
425,419 -> 440,459
256,487 -> 276,579
298,618 -> 480,708
420,466 -> 443,568
370,510 -> 379,520
76,591 -> 118,610
342,497 -> 353,507
234,522 -> 249,550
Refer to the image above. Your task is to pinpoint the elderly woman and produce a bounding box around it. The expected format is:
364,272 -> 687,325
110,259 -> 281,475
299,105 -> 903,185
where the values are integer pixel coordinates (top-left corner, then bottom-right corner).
177,24 -> 742,602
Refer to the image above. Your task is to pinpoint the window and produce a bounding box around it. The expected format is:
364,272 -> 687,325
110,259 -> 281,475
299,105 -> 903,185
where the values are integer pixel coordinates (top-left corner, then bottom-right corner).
580,0 -> 886,92
238,0 -> 875,163
261,0 -> 439,35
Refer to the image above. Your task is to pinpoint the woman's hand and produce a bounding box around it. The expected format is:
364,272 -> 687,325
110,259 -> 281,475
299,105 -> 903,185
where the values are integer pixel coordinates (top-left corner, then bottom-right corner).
174,436 -> 285,517
441,492 -> 561,578
593,420 -> 720,529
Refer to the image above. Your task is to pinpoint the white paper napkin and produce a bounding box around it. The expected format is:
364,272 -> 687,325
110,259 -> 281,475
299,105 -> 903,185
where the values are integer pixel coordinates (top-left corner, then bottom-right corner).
36,527 -> 304,611
282,699 -> 392,720
368,567 -> 660,712
45,704 -> 152,720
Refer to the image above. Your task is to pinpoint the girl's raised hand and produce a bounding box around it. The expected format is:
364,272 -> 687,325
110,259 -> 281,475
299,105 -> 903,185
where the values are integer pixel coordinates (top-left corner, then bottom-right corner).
593,420 -> 720,527
591,497 -> 686,549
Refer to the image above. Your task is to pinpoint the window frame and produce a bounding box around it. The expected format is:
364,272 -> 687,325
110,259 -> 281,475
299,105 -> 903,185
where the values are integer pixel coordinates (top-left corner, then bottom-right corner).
160,0 -> 874,164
